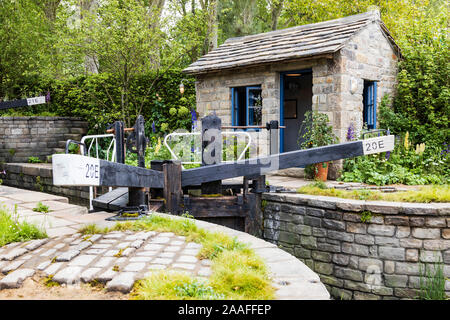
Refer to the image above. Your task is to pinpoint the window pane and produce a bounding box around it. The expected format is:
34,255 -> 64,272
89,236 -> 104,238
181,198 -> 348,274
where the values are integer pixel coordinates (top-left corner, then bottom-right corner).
248,89 -> 262,126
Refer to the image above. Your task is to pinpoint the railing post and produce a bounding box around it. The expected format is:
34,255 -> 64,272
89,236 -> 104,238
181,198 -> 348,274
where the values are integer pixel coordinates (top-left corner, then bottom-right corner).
268,120 -> 279,155
114,121 -> 125,164
163,160 -> 182,214
201,114 -> 222,195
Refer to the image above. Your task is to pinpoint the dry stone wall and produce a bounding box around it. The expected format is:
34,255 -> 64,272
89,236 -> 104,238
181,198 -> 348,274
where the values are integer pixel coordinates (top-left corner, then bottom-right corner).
262,192 -> 450,300
0,117 -> 88,163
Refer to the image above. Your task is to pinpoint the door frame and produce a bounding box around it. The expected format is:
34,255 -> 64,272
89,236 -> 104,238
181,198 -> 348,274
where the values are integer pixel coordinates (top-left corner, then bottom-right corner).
280,68 -> 312,153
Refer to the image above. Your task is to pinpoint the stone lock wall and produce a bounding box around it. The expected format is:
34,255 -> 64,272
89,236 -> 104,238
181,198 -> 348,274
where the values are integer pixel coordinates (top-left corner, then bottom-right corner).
0,163 -> 91,207
0,117 -> 88,163
261,193 -> 450,300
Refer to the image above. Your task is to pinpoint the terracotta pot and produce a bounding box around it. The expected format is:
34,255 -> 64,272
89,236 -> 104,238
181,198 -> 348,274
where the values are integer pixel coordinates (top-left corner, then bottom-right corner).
314,162 -> 329,181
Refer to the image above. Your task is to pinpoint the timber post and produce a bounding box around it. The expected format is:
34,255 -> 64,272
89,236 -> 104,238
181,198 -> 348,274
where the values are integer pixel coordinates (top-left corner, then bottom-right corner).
201,114 -> 222,195
163,160 -> 182,215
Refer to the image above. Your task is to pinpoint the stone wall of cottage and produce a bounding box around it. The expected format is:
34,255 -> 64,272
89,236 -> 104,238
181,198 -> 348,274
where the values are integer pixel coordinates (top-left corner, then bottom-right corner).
0,117 -> 88,163
262,193 -> 450,300
193,20 -> 398,175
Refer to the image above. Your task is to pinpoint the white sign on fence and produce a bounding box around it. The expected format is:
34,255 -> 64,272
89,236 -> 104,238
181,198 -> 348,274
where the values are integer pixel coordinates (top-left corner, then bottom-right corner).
26,96 -> 46,106
362,135 -> 395,155
52,154 -> 100,186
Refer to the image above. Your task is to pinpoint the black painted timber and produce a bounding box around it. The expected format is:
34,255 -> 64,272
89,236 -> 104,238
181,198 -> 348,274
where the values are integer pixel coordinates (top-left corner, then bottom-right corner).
181,140 -> 363,187
0,99 -> 28,110
99,160 -> 164,188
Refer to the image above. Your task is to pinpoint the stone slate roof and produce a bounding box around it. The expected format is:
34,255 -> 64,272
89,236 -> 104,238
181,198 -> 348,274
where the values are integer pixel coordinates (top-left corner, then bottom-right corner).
183,10 -> 401,75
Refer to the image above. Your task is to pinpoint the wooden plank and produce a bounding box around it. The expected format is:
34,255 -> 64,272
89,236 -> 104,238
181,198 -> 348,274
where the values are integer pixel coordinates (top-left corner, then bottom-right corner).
52,154 -> 164,188
0,96 -> 46,110
163,161 -> 182,214
181,136 -> 395,186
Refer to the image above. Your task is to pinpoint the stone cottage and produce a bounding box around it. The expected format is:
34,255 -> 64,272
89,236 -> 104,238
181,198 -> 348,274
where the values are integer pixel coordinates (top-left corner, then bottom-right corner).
183,10 -> 401,177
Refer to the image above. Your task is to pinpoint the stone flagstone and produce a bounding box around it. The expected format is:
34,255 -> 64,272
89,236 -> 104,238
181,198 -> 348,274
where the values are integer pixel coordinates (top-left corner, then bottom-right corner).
53,266 -> 83,284
0,269 -> 35,289
107,272 -> 136,293
0,248 -> 28,261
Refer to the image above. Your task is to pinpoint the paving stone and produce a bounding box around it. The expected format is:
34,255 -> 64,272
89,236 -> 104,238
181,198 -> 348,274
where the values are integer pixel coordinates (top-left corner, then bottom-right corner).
151,237 -> 171,244
80,268 -> 102,283
89,234 -> 102,242
124,235 -> 140,241
121,248 -> 136,257
200,259 -> 212,266
53,266 -> 83,284
181,249 -> 200,256
85,249 -> 107,255
104,250 -> 119,257
159,252 -> 176,258
136,251 -> 159,257
152,258 -> 172,265
75,241 -> 92,251
171,241 -> 185,246
107,272 -> 136,293
135,231 -> 156,240
0,268 -> 35,289
197,267 -> 212,277
2,260 -> 26,274
103,233 -> 124,239
43,262 -> 64,276
54,243 -> 66,249
123,263 -> 146,272
96,269 -> 117,283
91,243 -> 112,249
148,264 -> 167,270
143,244 -> 164,251
95,257 -> 115,268
56,250 -> 80,262
63,237 -> 75,243
37,260 -> 52,271
116,242 -> 131,250
130,240 -> 144,249
172,263 -> 196,271
70,239 -> 83,245
99,239 -> 117,244
159,232 -> 175,237
175,236 -> 186,241
129,256 -> 153,263
24,239 -> 48,251
0,248 -> 28,261
69,254 -> 97,266
177,255 -> 198,263
164,246 -> 182,252
185,242 -> 202,249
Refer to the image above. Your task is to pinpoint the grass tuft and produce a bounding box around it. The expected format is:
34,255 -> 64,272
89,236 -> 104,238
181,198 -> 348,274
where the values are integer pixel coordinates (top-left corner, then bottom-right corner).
297,184 -> 450,203
80,214 -> 275,300
0,205 -> 47,247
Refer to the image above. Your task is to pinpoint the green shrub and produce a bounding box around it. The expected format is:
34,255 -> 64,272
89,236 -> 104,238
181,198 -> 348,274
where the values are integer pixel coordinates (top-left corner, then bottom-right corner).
1,70 -> 196,136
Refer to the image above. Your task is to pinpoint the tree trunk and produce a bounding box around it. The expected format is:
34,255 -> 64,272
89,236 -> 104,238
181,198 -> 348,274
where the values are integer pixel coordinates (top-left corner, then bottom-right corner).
271,0 -> 284,31
204,0 -> 218,53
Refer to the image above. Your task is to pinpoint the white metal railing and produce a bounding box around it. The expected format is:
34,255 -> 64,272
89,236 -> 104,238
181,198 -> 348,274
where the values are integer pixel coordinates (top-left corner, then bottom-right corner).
80,134 -> 116,210
163,131 -> 252,169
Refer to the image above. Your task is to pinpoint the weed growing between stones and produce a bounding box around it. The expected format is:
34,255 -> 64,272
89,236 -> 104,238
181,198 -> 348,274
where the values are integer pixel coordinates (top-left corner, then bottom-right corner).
43,275 -> 60,287
417,259 -> 448,300
359,211 -> 373,224
33,202 -> 49,213
79,214 -> 275,300
0,204 -> 47,246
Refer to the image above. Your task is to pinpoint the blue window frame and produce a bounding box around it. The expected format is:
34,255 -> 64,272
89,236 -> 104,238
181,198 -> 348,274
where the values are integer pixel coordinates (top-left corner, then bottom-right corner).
363,81 -> 377,129
231,85 -> 262,128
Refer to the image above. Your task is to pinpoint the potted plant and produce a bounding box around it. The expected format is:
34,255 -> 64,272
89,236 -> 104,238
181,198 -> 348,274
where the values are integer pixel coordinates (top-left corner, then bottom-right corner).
298,111 -> 339,181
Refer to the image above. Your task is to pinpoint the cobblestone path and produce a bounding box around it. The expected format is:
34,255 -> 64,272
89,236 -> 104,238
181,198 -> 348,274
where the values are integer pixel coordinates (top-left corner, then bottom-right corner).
0,231 -> 211,293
